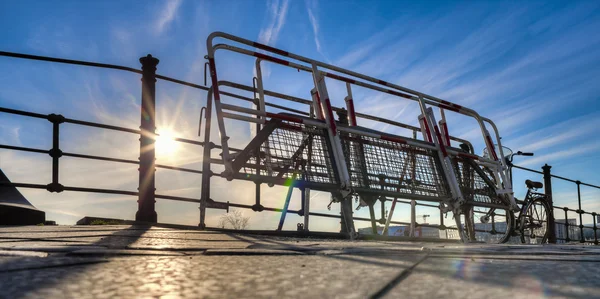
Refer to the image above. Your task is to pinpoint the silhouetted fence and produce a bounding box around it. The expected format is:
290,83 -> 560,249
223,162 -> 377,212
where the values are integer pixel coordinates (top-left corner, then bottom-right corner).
0,51 -> 597,244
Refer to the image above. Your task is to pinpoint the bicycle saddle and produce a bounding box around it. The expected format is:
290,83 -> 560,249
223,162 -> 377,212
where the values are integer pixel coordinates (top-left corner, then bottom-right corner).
525,179 -> 543,189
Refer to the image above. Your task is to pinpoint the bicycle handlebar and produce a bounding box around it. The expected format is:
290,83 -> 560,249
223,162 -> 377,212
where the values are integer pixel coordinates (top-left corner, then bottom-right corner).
506,151 -> 534,165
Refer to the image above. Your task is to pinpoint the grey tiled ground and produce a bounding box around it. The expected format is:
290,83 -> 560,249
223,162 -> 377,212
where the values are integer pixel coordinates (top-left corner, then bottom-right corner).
0,225 -> 599,298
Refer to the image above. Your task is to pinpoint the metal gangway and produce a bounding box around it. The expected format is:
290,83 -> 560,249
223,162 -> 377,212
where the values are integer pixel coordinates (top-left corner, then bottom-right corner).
202,32 -> 517,242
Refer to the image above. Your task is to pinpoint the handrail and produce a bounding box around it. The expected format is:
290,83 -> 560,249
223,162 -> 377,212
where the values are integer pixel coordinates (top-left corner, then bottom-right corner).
206,32 -> 504,165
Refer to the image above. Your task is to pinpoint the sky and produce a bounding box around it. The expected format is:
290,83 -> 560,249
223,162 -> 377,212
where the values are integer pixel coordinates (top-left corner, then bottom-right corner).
0,0 -> 599,230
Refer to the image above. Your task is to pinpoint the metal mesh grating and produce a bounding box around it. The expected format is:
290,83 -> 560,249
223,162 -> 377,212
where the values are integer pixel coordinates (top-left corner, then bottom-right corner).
452,157 -> 500,204
239,121 -> 338,186
340,132 -> 450,199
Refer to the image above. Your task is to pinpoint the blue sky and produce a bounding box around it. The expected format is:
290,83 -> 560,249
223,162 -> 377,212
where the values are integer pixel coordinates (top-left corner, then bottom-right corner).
0,0 -> 599,229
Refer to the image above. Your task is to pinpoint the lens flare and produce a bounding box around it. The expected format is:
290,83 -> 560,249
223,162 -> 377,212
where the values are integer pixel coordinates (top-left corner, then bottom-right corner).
156,128 -> 179,158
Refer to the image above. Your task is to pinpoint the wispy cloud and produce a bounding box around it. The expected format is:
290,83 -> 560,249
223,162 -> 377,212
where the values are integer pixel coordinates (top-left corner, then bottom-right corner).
520,142 -> 600,167
305,0 -> 328,62
258,0 -> 290,46
155,0 -> 182,35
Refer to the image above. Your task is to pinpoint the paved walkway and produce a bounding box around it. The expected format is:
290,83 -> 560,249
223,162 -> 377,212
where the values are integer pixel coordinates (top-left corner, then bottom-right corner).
0,225 -> 599,298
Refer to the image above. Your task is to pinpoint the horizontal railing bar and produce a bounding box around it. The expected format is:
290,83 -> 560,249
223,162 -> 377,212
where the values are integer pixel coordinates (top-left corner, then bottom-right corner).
580,182 -> 600,189
0,144 -> 48,154
172,137 -> 204,147
0,106 -> 48,119
219,84 -> 310,116
63,117 -> 140,134
0,182 -> 47,189
513,164 -> 599,189
264,101 -> 309,116
0,51 -> 143,74
155,194 -> 201,203
512,165 -> 543,175
549,173 -> 579,184
63,152 -> 203,175
155,164 -> 203,175
155,74 -> 209,91
62,186 -> 138,196
63,152 -> 139,165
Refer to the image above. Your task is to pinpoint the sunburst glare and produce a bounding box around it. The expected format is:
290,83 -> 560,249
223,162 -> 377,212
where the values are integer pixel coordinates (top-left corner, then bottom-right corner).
156,128 -> 180,158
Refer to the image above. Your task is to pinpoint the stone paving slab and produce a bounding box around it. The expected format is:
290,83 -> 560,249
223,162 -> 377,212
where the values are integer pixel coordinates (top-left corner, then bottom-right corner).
1,225 -> 599,298
0,244 -> 109,252
0,255 -> 423,298
0,256 -> 108,273
385,257 -> 600,299
0,250 -> 48,257
68,249 -> 186,257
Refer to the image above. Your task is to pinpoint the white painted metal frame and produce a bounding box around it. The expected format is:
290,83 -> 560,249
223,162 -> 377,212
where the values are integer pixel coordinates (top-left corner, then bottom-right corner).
205,31 -> 518,232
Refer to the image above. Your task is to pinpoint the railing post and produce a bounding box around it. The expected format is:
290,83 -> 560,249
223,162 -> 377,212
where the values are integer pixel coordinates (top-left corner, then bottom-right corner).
576,181 -> 585,243
199,89 -> 215,228
46,113 -> 65,193
592,212 -> 598,245
410,200 -> 416,237
542,164 -> 556,243
136,54 -> 159,223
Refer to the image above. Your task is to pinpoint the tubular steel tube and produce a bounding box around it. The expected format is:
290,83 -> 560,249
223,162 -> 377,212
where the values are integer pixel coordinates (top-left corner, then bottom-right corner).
593,213 -> 598,245
199,86 -> 215,228
0,144 -> 48,155
208,38 -> 501,166
218,78 -> 473,148
0,51 -> 142,74
564,208 -> 570,242
577,181 -> 584,242
543,164 -> 557,243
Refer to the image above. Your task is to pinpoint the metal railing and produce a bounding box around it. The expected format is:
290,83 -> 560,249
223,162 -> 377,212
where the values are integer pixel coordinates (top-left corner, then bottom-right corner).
0,50 -> 458,235
0,50 -> 598,244
513,164 -> 599,244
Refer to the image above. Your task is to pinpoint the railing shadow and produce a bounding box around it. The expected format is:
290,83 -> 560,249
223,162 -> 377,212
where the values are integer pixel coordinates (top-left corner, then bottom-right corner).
0,224 -> 151,297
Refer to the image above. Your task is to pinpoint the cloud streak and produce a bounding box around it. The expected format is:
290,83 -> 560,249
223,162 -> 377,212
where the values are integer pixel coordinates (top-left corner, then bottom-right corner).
155,0 -> 182,35
305,0 -> 328,62
258,0 -> 290,46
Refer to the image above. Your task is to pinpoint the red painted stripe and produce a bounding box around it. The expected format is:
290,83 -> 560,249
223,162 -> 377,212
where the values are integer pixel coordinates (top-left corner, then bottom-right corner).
255,52 -> 290,66
321,73 -> 414,101
323,98 -> 337,135
387,90 -> 412,100
208,58 -> 222,102
441,100 -> 462,110
441,121 -> 451,146
485,135 -> 498,161
347,98 -> 357,126
422,118 -> 432,142
438,103 -> 460,112
458,153 -> 479,160
388,90 -> 413,100
381,135 -> 407,144
433,126 -> 448,157
252,42 -> 289,57
325,73 -> 356,84
314,91 -> 324,120
266,112 -> 302,123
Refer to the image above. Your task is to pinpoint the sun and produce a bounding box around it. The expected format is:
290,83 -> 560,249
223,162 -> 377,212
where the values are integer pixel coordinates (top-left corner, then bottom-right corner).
155,128 -> 180,158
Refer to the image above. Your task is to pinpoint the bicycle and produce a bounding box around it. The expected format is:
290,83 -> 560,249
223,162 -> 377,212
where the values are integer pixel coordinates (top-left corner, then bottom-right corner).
457,149 -> 552,244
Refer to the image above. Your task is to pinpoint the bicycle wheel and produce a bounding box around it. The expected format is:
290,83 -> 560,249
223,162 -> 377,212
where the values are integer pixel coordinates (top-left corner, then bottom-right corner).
520,197 -> 550,244
459,204 -> 515,243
